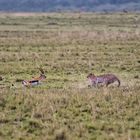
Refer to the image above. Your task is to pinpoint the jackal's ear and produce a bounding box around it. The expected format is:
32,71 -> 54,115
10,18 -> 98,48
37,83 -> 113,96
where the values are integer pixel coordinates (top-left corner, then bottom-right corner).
38,67 -> 45,74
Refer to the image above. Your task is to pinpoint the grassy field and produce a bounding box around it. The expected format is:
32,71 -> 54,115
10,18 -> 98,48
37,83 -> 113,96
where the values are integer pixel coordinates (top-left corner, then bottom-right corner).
0,12 -> 140,140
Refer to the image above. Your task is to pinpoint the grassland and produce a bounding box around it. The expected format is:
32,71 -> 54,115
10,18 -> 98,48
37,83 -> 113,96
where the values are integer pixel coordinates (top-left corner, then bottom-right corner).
0,12 -> 140,140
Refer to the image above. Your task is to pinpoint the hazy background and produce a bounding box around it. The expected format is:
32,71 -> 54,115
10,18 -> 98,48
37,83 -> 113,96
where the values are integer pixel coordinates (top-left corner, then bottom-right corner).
0,0 -> 140,12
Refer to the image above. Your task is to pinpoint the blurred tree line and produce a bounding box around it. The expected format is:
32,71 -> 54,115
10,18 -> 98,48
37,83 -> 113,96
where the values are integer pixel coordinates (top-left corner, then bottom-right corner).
0,0 -> 139,12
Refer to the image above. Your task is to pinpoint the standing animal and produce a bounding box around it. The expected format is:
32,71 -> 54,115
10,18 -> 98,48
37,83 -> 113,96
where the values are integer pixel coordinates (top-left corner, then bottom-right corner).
22,68 -> 46,87
87,73 -> 120,87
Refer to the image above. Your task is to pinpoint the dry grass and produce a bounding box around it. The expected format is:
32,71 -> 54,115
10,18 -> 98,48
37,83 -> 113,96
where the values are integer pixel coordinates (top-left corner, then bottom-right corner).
0,12 -> 140,140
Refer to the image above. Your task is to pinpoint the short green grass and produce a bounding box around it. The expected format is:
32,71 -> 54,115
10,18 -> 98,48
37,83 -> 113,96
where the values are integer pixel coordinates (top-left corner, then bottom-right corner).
0,12 -> 140,140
